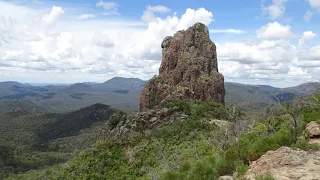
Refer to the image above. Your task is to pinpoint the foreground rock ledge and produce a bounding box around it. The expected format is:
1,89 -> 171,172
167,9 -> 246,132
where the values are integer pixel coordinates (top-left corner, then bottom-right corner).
245,147 -> 320,180
139,22 -> 225,111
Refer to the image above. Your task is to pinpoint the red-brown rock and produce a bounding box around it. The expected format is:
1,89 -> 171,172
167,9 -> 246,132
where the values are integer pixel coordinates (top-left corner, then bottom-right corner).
139,22 -> 225,111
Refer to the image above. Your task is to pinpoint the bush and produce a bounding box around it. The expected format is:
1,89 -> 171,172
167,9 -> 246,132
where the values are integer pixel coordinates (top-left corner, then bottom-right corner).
238,129 -> 294,162
236,163 -> 249,178
160,152 -> 234,180
291,139 -> 309,150
255,171 -> 275,180
309,143 -> 320,150
301,107 -> 320,123
167,100 -> 227,119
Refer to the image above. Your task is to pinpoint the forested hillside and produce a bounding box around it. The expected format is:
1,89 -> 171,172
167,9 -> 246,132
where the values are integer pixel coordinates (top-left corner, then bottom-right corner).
0,102 -> 121,179
3,93 -> 319,180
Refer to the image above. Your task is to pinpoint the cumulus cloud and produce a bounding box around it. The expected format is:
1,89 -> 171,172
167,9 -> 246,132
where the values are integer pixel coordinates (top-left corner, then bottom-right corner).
96,1 -> 117,10
135,8 -> 213,61
141,5 -> 170,22
308,0 -> 320,12
299,31 -> 316,46
176,8 -> 213,30
210,29 -> 245,34
298,45 -> 320,61
218,40 -> 295,65
263,0 -> 288,20
0,1 -> 319,86
42,6 -> 64,25
96,1 -> 118,15
78,14 -> 95,20
147,5 -> 171,13
304,10 -> 313,21
92,32 -> 114,48
0,3 -> 215,82
256,21 -> 294,40
216,20 -> 319,84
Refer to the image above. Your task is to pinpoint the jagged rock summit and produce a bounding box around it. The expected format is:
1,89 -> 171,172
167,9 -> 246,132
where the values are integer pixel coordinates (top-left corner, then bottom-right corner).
139,22 -> 225,111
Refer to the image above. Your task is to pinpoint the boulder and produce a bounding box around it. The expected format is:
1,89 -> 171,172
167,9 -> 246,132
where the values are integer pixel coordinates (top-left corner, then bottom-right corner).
306,121 -> 320,138
139,22 -> 225,111
218,176 -> 233,180
245,147 -> 320,180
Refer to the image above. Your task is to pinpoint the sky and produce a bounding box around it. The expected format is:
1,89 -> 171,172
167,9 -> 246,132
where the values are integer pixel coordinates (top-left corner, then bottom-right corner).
0,0 -> 320,87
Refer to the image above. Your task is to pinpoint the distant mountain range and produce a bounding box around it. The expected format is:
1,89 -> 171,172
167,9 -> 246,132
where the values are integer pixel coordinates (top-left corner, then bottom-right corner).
0,77 -> 319,112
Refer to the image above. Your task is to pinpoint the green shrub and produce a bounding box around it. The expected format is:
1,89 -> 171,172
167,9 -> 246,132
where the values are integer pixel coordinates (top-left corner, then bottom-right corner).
255,171 -> 275,180
309,143 -> 320,150
301,108 -> 320,123
237,129 -> 294,162
160,152 -> 234,180
291,139 -> 309,150
273,129 -> 294,146
167,100 -> 226,119
236,163 -> 249,178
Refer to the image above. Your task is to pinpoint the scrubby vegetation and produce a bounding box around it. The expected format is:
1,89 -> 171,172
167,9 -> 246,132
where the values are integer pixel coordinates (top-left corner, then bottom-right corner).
1,92 -> 319,179
255,172 -> 275,180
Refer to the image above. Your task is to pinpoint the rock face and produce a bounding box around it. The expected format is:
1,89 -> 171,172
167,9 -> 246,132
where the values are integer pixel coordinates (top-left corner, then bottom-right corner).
139,22 -> 225,111
306,121 -> 320,138
245,147 -> 320,180
108,107 -> 187,136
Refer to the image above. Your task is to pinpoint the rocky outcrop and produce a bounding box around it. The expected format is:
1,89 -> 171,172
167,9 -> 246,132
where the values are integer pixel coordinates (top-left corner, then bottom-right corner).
139,23 -> 225,111
245,147 -> 320,180
108,107 -> 187,136
306,121 -> 320,138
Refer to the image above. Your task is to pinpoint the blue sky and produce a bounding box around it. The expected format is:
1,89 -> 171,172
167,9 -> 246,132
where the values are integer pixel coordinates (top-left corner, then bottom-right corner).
0,0 -> 320,87
24,0 -> 318,34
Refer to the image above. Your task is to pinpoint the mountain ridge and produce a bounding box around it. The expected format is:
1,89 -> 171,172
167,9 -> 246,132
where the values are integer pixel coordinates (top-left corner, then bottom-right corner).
0,78 -> 319,112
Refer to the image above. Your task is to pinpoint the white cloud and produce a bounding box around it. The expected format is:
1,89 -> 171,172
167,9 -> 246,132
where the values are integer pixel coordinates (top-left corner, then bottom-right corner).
0,3 -> 214,82
298,45 -> 320,61
78,14 -> 95,20
0,1 -> 319,87
218,40 -> 295,65
135,8 -> 213,61
216,21 -> 319,85
309,0 -> 320,12
96,1 -> 117,10
210,29 -> 245,34
267,5 -> 285,19
304,10 -> 313,21
92,32 -> 114,48
176,8 -> 213,30
96,1 -> 118,15
287,65 -> 311,77
299,31 -> 316,46
263,0 -> 288,20
141,5 -> 170,23
42,6 -> 64,25
147,5 -> 170,13
256,21 -> 294,40
33,0 -> 42,4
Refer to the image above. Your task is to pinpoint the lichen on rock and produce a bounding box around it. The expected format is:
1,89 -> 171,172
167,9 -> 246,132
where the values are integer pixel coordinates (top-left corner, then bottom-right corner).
139,22 -> 225,111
